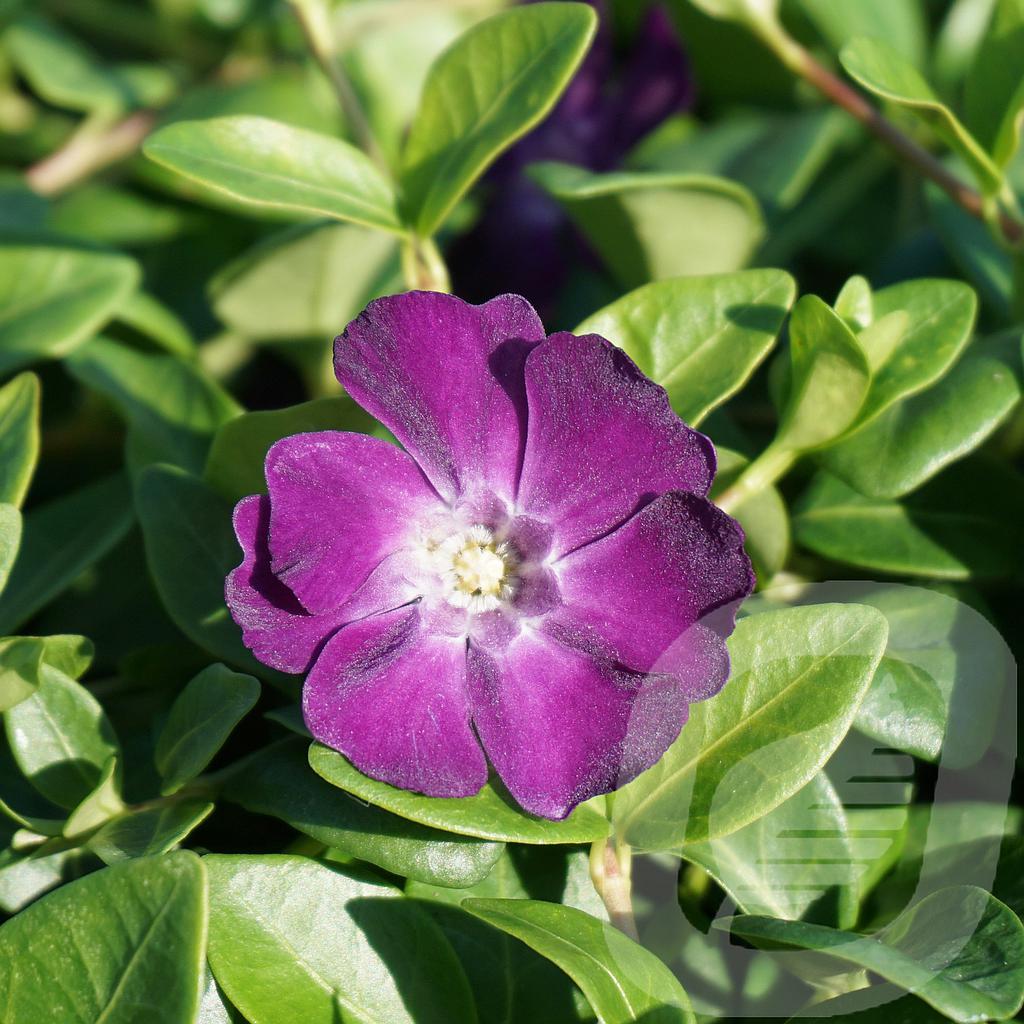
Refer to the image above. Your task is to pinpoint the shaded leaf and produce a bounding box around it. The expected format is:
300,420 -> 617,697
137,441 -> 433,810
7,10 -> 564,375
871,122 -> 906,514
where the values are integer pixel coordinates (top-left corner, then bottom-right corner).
88,800 -> 214,864
0,372 -> 39,508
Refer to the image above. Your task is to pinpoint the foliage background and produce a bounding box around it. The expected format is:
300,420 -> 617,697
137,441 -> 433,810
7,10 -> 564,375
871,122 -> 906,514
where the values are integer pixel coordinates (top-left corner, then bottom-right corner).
0,0 -> 1023,1021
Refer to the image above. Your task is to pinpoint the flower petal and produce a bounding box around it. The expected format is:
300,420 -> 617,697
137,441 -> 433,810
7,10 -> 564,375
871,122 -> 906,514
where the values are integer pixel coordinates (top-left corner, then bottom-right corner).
225,496 -> 345,674
517,332 -> 715,555
547,491 -> 753,698
266,431 -> 439,615
468,631 -> 688,820
334,292 -> 546,502
303,607 -> 487,798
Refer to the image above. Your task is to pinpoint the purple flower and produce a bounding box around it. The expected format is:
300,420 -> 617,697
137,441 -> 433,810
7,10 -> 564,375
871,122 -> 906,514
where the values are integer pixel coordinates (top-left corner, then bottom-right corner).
226,292 -> 753,820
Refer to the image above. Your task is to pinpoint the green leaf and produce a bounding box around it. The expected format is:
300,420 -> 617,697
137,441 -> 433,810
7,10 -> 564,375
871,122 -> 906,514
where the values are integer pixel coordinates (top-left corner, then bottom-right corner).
798,0 -> 927,64
834,274 -> 874,329
0,504 -> 20,596
63,756 -> 125,838
66,337 -> 242,477
144,116 -> 404,233
408,848 -> 602,1024
88,800 -> 214,864
465,898 -> 696,1024
0,242 -> 140,376
574,269 -> 794,426
227,738 -> 504,888
682,771 -> 858,928
206,853 -> 476,1024
309,742 -> 610,845
0,473 -> 134,636
204,396 -> 381,503
0,372 -> 39,508
776,294 -> 871,452
116,290 -> 196,357
136,465 -> 282,683
723,886 -> 1024,1023
840,37 -> 1004,193
4,14 -> 130,115
794,461 -> 1024,579
612,603 -> 888,849
856,279 -> 978,427
529,162 -> 764,290
401,2 -> 597,236
711,446 -> 790,578
5,665 -> 120,810
155,664 -> 260,795
820,333 -> 1021,498
0,851 -> 207,1023
964,0 -> 1024,166
686,0 -> 779,33
0,634 -> 92,713
210,221 -> 401,343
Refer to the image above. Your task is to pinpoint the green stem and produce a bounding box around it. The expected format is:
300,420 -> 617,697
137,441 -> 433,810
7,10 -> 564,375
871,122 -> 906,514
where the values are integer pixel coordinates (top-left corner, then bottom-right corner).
716,442 -> 795,516
289,0 -> 387,171
401,235 -> 452,292
750,16 -> 1023,246
590,837 -> 639,940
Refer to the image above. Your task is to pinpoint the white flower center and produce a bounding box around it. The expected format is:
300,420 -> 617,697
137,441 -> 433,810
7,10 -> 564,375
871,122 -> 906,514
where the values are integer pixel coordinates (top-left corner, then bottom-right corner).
420,524 -> 517,613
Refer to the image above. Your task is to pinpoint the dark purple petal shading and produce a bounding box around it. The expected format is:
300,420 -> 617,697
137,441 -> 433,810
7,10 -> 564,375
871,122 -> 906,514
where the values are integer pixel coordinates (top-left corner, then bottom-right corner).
547,491 -> 753,696
303,607 -> 488,798
334,292 -> 546,502
467,631 -> 688,820
226,496 -> 348,674
266,431 -> 439,615
517,332 -> 715,555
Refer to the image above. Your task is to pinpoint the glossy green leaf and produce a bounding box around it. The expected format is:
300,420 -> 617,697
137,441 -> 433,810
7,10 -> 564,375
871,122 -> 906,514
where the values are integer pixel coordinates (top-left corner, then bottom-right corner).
613,603 -> 888,849
964,0 -> 1024,166
206,854 -> 476,1024
0,634 -> 92,713
408,848 -> 602,1024
228,738 -> 504,888
66,337 -> 241,477
575,269 -> 794,425
310,742 -> 610,844
155,664 -> 260,794
0,473 -> 134,635
465,898 -> 695,1024
144,116 -> 404,233
821,333 -> 1021,498
682,771 -> 858,928
0,242 -> 139,376
0,851 -> 207,1023
197,967 -> 245,1024
204,396 -> 381,503
794,461 -> 1024,579
856,279 -> 978,427
5,665 -> 120,810
776,294 -> 870,452
63,756 -> 125,838
4,14 -> 130,114
0,372 -> 39,508
530,162 -> 764,290
401,2 -> 598,236
834,274 -> 874,329
723,886 -> 1024,1023
88,800 -> 214,864
0,505 -> 19,596
840,36 -> 1003,193
136,465 -> 281,682
710,447 -> 789,578
116,290 -> 196,357
211,221 -> 400,343
798,0 -> 926,64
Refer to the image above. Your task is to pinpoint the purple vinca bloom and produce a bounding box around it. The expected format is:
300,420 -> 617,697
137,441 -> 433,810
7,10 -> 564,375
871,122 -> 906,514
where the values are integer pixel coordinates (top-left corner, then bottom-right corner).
226,292 -> 753,820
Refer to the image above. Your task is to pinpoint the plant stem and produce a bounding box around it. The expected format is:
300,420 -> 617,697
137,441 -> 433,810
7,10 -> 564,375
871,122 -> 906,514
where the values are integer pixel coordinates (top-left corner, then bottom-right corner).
25,111 -> 155,196
590,837 -> 639,940
289,0 -> 387,172
401,235 -> 452,292
716,442 -> 795,516
755,24 -> 1023,245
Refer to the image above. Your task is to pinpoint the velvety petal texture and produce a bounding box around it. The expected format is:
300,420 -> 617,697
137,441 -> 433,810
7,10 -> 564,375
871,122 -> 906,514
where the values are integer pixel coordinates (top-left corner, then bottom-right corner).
227,291 -> 754,820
